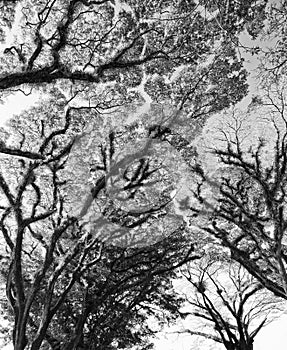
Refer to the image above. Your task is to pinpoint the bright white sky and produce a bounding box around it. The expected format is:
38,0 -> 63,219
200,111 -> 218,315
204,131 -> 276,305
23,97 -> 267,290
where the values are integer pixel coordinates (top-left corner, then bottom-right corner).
0,91 -> 38,126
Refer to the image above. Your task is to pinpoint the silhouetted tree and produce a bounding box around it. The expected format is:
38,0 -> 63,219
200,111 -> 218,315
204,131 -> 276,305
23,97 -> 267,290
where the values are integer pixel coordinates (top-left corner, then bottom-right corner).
178,256 -> 282,350
190,91 -> 287,300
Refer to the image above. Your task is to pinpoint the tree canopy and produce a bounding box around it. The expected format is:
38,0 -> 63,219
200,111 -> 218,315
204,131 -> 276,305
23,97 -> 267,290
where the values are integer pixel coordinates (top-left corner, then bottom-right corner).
1,1 -> 286,350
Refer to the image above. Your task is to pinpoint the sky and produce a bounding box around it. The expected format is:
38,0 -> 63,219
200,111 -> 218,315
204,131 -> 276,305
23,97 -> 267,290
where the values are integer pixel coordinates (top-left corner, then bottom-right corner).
0,91 -> 38,126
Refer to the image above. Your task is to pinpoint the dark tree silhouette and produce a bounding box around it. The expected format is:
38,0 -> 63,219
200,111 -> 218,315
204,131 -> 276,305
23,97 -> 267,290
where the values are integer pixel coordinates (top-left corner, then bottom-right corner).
190,91 -> 287,300
178,257 -> 282,350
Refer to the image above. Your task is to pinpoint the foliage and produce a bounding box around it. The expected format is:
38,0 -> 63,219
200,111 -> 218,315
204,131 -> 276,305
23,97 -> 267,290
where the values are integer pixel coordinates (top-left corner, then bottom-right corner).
258,0 -> 287,77
0,0 -> 264,113
0,93 -> 201,349
0,1 -> 274,349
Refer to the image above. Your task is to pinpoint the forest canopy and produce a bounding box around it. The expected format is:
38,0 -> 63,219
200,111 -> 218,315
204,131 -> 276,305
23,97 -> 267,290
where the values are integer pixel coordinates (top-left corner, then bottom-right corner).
0,1 -> 287,350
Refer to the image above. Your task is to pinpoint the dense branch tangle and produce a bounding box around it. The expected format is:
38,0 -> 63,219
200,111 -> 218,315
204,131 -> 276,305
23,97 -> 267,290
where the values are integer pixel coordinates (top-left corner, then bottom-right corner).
179,259 -> 280,350
0,0 -> 194,89
0,1 -> 271,348
0,0 -> 266,92
191,102 -> 287,300
0,103 -> 197,349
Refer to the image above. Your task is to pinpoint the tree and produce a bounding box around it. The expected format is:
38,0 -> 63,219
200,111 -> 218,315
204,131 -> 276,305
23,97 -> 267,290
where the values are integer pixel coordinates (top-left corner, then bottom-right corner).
178,255 -> 282,350
0,1 -> 272,349
0,92 -> 201,349
20,232 -> 195,350
0,0 -> 265,107
257,0 -> 287,77
189,89 -> 287,300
